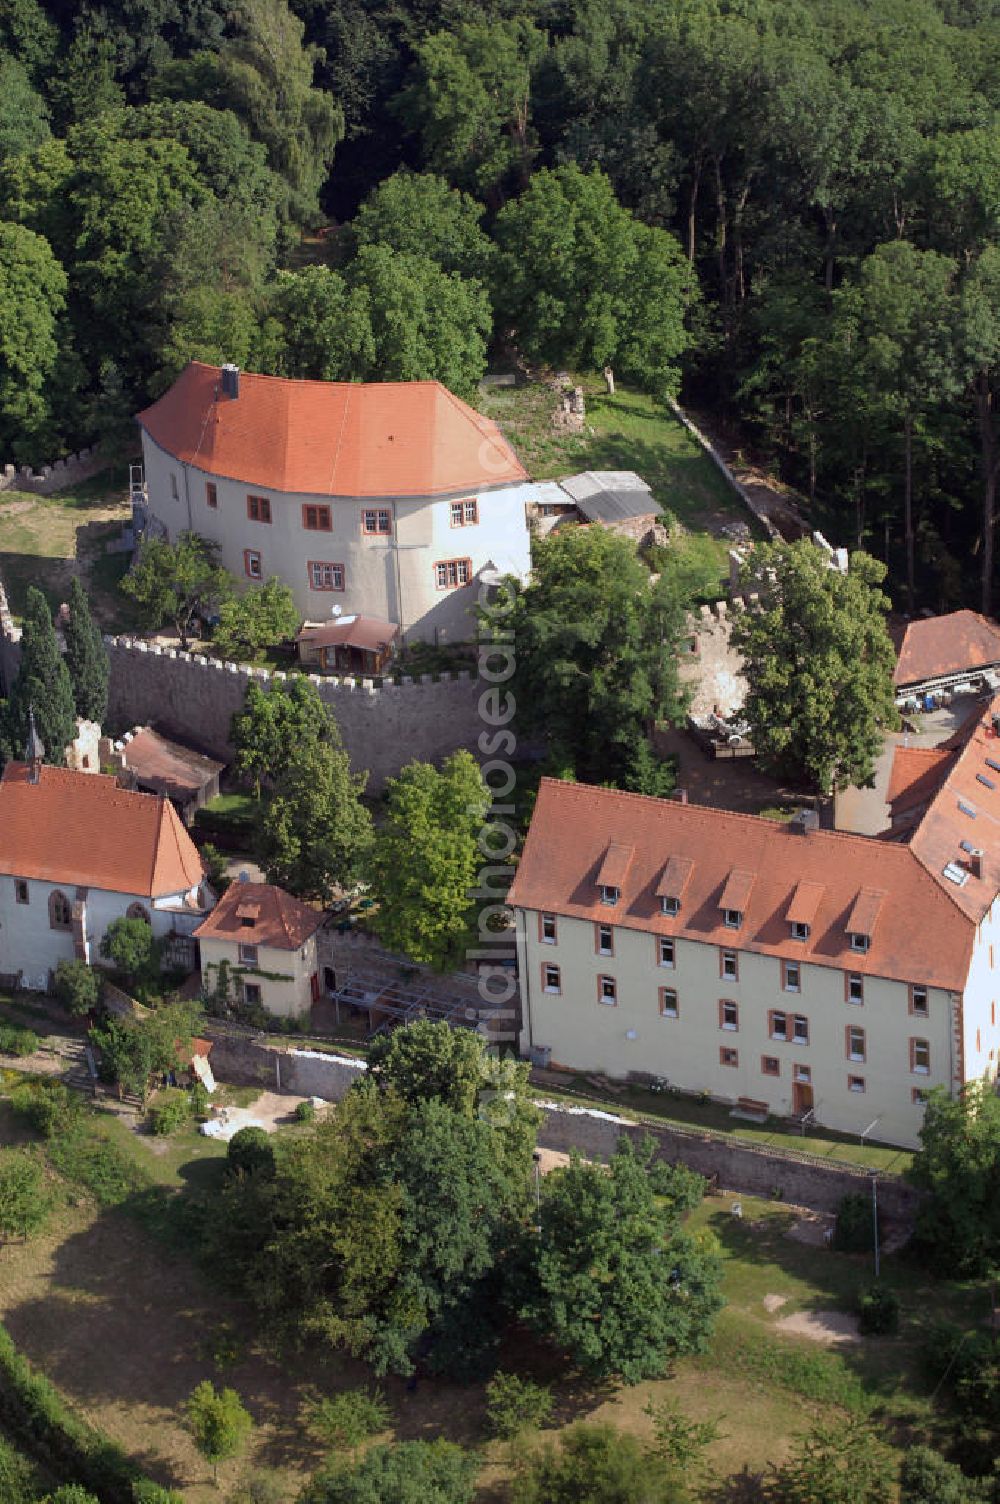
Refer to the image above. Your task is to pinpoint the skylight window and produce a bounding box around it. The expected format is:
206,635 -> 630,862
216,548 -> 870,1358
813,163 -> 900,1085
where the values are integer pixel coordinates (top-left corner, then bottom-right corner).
943,861 -> 970,887
988,758 -> 1000,774
977,774 -> 996,790
958,800 -> 977,818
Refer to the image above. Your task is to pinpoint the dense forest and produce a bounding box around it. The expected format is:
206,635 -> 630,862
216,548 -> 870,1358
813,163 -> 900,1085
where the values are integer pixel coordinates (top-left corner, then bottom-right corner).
2,0 -> 1000,610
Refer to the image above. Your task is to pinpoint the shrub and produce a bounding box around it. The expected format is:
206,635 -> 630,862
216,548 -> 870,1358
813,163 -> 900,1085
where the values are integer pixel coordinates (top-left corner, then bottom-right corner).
54,960 -> 100,1017
199,842 -> 231,896
0,1024 -> 40,1057
294,1098 -> 316,1123
46,1126 -> 147,1208
302,1387 -> 391,1454
10,1080 -> 79,1138
857,1283 -> 899,1336
227,1126 -> 275,1178
147,1089 -> 190,1137
832,1192 -> 877,1253
0,1433 -> 37,1504
189,1082 -> 210,1119
0,1149 -> 51,1243
485,1373 -> 553,1439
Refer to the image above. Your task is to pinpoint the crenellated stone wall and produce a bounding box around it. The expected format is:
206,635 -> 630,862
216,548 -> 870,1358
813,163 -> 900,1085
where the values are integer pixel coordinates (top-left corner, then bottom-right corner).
0,445 -> 106,496
103,635 -> 483,789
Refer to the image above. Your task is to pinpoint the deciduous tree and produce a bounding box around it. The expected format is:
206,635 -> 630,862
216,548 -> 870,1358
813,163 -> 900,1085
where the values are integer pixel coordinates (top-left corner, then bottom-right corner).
258,727 -> 372,900
212,578 -> 300,661
729,540 -> 899,794
0,221 -> 69,463
366,751 -> 489,971
512,1424 -> 687,1504
908,1080 -> 1000,1277
186,1381 -> 253,1483
521,1139 -> 723,1382
301,1439 -> 476,1504
53,959 -> 100,1018
351,170 -> 493,281
231,677 -> 332,796
122,532 -> 233,649
267,266 -> 374,381
0,1149 -> 50,1243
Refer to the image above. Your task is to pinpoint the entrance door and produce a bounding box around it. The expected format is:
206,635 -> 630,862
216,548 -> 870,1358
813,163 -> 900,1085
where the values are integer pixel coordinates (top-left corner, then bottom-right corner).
793,1081 -> 814,1114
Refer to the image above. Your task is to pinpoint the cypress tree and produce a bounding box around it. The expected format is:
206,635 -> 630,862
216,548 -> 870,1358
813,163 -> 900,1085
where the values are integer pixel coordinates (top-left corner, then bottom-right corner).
7,587 -> 76,764
64,577 -> 109,724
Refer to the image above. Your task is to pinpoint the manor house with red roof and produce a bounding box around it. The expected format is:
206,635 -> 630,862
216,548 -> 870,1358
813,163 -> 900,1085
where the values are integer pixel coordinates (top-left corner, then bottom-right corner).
138,362 -> 535,643
510,700 -> 1000,1148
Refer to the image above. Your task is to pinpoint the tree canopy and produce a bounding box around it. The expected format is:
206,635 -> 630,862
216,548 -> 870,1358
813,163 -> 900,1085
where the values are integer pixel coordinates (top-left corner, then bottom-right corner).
4,586 -> 76,765
729,540 -> 899,794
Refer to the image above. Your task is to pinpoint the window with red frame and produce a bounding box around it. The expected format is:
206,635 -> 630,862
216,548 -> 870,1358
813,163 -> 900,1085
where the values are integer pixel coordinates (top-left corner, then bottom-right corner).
303,503 -> 332,531
362,507 -> 392,535
309,561 -> 345,591
435,558 -> 471,589
450,498 -> 478,526
247,494 -> 271,523
244,549 -> 262,579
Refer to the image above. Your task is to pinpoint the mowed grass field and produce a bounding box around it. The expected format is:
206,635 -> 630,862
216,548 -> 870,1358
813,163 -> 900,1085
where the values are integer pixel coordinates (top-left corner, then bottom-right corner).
0,1086 -> 982,1502
0,470 -> 133,626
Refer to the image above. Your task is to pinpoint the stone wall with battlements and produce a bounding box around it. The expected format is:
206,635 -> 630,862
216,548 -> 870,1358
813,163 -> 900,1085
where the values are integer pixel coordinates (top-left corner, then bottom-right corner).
103,635 -> 484,790
0,446 -> 107,496
679,600 -> 748,719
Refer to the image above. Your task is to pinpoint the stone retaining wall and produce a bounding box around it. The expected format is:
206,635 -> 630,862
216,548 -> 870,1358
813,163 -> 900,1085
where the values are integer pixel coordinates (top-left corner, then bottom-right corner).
203,1027 -> 920,1224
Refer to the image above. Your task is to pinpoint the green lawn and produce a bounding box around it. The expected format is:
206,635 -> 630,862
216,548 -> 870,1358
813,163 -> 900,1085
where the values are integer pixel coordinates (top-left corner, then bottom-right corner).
0,469 -> 134,626
479,378 -> 759,574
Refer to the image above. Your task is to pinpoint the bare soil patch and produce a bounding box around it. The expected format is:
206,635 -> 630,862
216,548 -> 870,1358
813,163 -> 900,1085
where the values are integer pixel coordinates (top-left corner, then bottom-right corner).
763,1293 -> 788,1313
776,1310 -> 861,1345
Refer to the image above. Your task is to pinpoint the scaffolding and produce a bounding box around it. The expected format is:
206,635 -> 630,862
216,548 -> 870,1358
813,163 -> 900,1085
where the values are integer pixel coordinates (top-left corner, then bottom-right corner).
325,966 -> 489,1038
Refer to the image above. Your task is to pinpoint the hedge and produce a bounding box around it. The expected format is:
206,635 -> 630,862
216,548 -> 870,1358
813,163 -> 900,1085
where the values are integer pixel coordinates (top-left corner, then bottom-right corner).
0,1323 -> 158,1504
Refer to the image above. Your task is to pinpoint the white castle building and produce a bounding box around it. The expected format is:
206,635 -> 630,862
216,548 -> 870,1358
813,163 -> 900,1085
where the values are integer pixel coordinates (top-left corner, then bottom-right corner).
137,363 -> 535,643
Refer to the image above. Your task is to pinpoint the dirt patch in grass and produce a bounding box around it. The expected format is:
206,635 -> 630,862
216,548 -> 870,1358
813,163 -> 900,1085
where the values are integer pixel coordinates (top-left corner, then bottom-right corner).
776,1311 -> 861,1346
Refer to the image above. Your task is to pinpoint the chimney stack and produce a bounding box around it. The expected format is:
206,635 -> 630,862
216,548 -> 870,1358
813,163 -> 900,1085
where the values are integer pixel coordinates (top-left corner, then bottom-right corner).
221,363 -> 240,400
969,848 -> 985,880
674,788 -> 689,805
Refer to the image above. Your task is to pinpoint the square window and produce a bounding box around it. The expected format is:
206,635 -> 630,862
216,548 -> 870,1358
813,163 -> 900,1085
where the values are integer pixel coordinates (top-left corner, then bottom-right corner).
793,1014 -> 809,1044
721,949 -> 738,981
720,1047 -> 739,1067
243,981 -> 262,1006
247,494 -> 272,523
783,961 -> 801,993
912,1087 -> 928,1106
596,923 -> 614,956
761,1055 -> 780,1077
793,1063 -> 811,1084
238,943 -> 258,967
723,908 -> 742,929
14,879 -> 28,905
791,921 -> 810,941
449,498 -> 479,526
659,987 -> 679,1018
771,1010 -> 788,1041
658,937 -> 675,968
435,558 -> 471,589
363,507 -> 392,534
244,549 -> 262,580
850,932 -> 870,953
721,999 -> 739,1032
206,481 -> 218,508
600,885 -> 619,907
910,984 -> 928,1016
540,913 -> 557,944
847,973 -> 864,1005
543,964 -> 561,995
599,975 -> 617,1006
848,1075 -> 866,1093
303,503 -> 332,531
309,561 -> 345,591
661,896 -> 680,916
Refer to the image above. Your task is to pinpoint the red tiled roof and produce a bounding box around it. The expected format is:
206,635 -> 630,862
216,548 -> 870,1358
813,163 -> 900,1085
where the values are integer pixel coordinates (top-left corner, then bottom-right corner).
886,746 -> 956,818
719,868 -> 756,912
845,888 -> 885,937
138,362 -> 528,499
0,764 -> 204,897
194,881 -> 323,951
786,881 -> 824,926
508,779 -> 975,992
908,697 -> 1000,921
596,843 -> 634,888
657,855 -> 693,900
894,610 -> 1000,688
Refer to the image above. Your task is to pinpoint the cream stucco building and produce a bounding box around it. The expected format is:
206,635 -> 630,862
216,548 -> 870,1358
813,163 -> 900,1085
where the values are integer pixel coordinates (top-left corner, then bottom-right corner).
510,704 -> 1000,1150
0,757 -> 208,990
138,362 -> 534,645
194,880 -> 324,1021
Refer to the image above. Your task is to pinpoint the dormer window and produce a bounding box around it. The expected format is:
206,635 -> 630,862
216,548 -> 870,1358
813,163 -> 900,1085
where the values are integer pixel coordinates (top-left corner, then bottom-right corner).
661,895 -> 680,917
849,932 -> 870,954
791,921 -> 810,941
657,855 -> 692,920
719,869 -> 755,932
845,889 -> 883,956
595,843 -> 633,908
